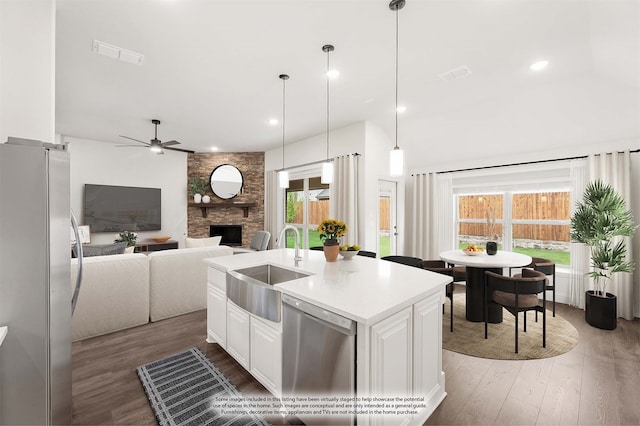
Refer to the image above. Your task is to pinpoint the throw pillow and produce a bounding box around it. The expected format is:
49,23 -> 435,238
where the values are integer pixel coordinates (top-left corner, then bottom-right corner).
72,242 -> 127,258
185,236 -> 222,248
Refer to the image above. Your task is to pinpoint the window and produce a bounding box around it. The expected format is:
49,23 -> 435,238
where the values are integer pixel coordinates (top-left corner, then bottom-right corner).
456,191 -> 570,265
284,176 -> 329,249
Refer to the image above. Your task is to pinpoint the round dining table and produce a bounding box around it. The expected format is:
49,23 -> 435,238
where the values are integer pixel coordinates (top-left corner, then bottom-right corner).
439,249 -> 532,323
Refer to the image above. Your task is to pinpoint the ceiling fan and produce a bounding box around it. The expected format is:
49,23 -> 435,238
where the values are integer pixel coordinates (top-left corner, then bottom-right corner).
118,119 -> 193,154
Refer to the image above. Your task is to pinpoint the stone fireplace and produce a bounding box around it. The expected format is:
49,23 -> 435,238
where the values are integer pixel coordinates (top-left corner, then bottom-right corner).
187,152 -> 264,247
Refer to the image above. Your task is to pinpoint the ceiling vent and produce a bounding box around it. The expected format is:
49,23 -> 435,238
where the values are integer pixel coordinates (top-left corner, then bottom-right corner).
92,40 -> 144,66
438,65 -> 472,82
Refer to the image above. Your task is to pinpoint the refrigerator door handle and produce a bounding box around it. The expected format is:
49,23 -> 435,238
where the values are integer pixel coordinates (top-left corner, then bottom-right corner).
70,210 -> 83,316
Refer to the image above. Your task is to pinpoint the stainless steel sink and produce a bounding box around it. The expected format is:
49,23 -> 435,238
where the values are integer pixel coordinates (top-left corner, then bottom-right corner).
227,264 -> 311,322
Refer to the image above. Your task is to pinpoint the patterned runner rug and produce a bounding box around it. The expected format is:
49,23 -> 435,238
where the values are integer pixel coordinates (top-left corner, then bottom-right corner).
137,347 -> 270,426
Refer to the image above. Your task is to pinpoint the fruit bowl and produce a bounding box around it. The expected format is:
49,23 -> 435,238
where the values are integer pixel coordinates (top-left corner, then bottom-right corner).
152,236 -> 171,243
339,250 -> 359,260
463,248 -> 483,256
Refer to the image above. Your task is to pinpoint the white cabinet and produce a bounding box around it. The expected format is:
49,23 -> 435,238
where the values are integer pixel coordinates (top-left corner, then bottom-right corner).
226,301 -> 250,369
369,306 -> 413,397
250,317 -> 282,397
413,294 -> 443,397
207,284 -> 226,347
207,267 -> 227,346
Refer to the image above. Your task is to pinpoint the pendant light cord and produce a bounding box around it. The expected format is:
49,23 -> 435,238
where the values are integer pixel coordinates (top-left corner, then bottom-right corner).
394,8 -> 399,150
326,49 -> 330,161
279,74 -> 288,169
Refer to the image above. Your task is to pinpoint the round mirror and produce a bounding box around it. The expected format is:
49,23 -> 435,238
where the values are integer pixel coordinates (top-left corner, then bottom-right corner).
210,164 -> 243,200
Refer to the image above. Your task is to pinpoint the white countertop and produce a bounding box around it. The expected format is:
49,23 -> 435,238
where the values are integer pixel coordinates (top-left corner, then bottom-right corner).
205,249 -> 451,325
440,249 -> 532,268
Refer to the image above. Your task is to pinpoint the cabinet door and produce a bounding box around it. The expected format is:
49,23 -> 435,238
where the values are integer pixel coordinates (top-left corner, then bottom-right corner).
413,294 -> 443,397
207,284 -> 226,347
370,306 -> 412,397
250,317 -> 282,397
226,301 -> 250,369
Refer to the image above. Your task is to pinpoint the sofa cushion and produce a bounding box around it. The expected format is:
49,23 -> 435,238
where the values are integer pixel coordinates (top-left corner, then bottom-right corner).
184,236 -> 222,248
148,245 -> 233,321
73,242 -> 127,258
70,253 -> 149,341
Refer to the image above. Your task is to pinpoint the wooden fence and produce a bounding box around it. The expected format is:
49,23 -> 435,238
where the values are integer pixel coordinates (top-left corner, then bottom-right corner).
290,199 -> 391,231
459,192 -> 571,241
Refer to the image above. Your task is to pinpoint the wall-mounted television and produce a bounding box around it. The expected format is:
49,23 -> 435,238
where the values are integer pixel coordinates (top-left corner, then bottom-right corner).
84,184 -> 161,233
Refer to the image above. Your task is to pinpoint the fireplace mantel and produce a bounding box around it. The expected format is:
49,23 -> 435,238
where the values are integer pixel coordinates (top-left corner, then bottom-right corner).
188,201 -> 257,218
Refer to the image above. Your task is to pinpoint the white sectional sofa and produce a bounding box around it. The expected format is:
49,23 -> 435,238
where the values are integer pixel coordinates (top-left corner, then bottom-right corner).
149,246 -> 233,321
70,245 -> 233,341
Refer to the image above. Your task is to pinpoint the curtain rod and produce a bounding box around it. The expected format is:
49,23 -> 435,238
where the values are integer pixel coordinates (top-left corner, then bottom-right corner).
428,148 -> 640,175
276,152 -> 360,172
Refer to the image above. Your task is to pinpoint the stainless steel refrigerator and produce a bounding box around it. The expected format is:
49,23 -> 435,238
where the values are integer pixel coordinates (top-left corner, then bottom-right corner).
0,138 -> 73,424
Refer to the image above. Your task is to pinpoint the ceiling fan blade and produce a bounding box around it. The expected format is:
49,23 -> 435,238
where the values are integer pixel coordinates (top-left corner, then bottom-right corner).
165,146 -> 195,154
161,140 -> 180,147
115,144 -> 146,148
119,135 -> 150,145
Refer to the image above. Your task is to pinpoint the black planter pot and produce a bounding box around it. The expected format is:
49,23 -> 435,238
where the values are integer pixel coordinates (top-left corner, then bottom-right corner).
486,241 -> 497,255
585,290 -> 617,330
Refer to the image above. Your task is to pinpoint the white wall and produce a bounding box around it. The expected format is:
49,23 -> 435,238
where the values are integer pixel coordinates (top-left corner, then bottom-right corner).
265,122 -> 365,171
0,0 -> 56,144
265,121 -> 401,255
67,137 -> 188,246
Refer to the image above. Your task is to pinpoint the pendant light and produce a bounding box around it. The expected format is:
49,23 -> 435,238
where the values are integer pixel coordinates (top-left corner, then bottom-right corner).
389,0 -> 405,177
321,44 -> 334,184
278,74 -> 290,189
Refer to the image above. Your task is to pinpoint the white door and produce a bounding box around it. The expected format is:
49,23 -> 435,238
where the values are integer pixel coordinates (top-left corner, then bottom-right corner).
378,180 -> 397,257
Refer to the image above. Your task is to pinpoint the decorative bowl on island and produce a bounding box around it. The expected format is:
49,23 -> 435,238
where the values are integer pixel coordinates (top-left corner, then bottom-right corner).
339,250 -> 359,260
152,236 -> 171,243
462,244 -> 483,256
339,244 -> 361,260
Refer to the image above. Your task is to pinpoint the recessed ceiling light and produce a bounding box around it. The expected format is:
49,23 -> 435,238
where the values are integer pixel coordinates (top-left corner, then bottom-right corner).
396,105 -> 407,113
268,118 -> 278,126
327,69 -> 340,79
210,147 -> 219,152
530,60 -> 549,72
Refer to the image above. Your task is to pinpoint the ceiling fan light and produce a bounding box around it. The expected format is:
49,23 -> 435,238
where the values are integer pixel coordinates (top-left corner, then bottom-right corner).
389,147 -> 404,177
150,145 -> 163,154
321,161 -> 333,184
278,170 -> 289,189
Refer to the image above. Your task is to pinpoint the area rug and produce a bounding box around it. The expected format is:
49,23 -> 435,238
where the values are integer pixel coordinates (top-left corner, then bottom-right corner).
443,293 -> 579,360
136,347 -> 269,426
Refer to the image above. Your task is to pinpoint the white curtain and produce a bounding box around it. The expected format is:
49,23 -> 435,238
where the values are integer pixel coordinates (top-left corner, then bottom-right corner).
405,174 -> 432,259
264,170 -> 280,249
437,174 -> 455,254
587,150 -> 635,319
331,154 -> 359,245
569,159 -> 589,308
404,172 -> 454,260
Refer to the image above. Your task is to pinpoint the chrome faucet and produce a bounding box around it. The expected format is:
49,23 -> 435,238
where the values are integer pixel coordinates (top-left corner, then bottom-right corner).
278,225 -> 302,266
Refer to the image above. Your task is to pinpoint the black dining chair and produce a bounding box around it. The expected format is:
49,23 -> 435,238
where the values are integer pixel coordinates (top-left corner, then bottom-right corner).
356,250 -> 377,258
484,269 -> 547,353
423,260 -> 455,332
510,257 -> 556,317
380,255 -> 423,268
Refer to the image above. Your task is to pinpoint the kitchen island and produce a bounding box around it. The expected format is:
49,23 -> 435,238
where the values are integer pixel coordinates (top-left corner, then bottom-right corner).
205,249 -> 450,426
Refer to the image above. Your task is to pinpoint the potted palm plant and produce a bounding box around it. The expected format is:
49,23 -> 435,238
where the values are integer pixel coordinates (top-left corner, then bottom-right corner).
570,180 -> 636,330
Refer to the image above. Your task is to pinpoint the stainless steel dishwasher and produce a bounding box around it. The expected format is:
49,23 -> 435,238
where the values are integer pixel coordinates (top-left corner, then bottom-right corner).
282,294 -> 356,425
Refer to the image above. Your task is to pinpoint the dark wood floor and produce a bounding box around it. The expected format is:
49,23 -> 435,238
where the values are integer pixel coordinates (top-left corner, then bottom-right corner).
72,301 -> 639,425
